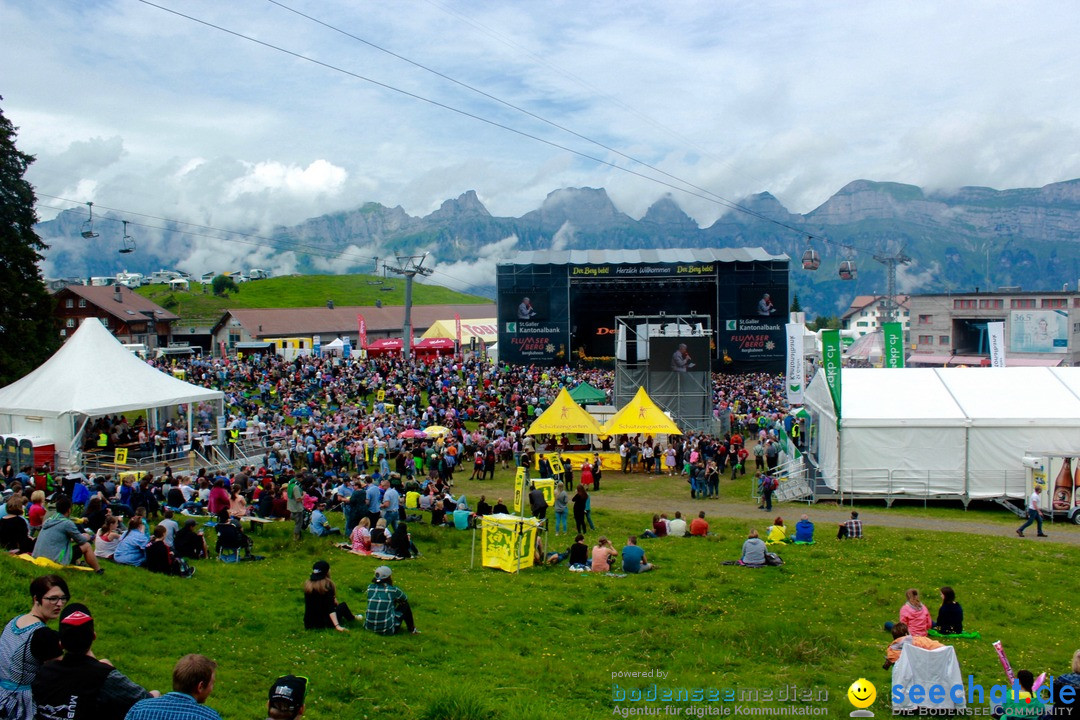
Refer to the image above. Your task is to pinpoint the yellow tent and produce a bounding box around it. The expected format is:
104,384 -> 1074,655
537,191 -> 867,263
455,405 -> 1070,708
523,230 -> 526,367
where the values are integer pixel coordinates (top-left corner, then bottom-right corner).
525,388 -> 603,436
602,386 -> 682,436
421,318 -> 498,344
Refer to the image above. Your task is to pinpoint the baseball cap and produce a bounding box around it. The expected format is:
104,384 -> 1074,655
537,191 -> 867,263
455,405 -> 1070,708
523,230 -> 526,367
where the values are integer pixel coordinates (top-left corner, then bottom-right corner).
59,603 -> 95,654
268,675 -> 307,709
374,565 -> 392,582
310,560 -> 330,581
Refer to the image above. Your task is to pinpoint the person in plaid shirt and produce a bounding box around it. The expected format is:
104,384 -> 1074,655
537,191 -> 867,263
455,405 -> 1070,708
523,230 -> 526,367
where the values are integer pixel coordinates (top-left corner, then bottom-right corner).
364,566 -> 419,636
837,511 -> 863,540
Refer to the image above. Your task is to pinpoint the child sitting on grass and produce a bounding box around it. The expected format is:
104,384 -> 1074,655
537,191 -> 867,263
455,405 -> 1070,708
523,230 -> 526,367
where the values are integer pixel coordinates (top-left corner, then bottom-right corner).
883,622 -> 944,669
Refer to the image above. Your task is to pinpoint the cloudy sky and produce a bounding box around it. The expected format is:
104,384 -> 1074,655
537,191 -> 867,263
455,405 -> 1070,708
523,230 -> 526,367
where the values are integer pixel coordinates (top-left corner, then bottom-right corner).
5,1 -> 1080,258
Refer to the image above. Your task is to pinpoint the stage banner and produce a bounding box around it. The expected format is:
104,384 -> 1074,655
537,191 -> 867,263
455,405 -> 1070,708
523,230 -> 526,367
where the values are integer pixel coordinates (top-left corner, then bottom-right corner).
512,467 -> 526,513
343,335 -> 352,359
480,514 -> 540,573
821,329 -> 842,420
882,322 -> 905,368
785,323 -> 805,405
988,321 -> 1006,367
313,335 -> 322,358
357,315 -> 368,349
455,313 -> 462,348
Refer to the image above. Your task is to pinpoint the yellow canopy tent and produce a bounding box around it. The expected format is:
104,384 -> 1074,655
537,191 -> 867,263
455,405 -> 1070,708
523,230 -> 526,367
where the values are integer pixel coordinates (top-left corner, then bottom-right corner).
602,386 -> 682,436
524,388 -> 603,436
421,318 -> 498,344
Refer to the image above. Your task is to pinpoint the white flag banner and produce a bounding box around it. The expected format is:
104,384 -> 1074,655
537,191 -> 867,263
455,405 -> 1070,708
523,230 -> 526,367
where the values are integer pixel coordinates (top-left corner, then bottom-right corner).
785,323 -> 805,404
988,321 -> 1006,367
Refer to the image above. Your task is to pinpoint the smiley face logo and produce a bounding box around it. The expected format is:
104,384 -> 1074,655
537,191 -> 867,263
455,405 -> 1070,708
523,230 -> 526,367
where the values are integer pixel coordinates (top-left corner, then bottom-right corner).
847,678 -> 877,709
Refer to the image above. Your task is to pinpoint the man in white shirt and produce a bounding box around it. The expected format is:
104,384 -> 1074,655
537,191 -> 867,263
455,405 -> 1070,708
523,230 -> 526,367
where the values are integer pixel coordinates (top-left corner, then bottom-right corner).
668,511 -> 688,537
1016,486 -> 1047,538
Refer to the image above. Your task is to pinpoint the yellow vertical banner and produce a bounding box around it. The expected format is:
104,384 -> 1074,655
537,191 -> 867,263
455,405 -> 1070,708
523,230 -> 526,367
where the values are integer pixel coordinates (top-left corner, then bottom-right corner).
512,467 -> 526,513
114,448 -> 129,465
549,456 -> 565,477
480,514 -> 540,572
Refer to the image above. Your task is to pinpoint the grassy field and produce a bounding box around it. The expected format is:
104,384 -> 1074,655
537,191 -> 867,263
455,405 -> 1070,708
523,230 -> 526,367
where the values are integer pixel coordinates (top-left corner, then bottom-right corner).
135,273 -> 489,322
4,474 -> 1077,720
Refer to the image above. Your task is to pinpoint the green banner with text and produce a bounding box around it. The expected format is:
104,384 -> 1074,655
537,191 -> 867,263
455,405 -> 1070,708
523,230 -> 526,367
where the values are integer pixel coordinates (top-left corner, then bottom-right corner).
882,322 -> 905,368
821,329 -> 842,420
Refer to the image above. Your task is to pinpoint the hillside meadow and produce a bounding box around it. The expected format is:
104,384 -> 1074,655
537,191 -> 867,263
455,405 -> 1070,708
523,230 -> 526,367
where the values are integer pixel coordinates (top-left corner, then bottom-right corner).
4,476 -> 1077,720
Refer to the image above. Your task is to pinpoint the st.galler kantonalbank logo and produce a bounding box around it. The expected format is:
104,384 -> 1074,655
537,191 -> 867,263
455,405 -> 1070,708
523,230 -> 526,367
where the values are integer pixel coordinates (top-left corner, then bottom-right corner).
847,678 -> 877,717
505,322 -> 517,333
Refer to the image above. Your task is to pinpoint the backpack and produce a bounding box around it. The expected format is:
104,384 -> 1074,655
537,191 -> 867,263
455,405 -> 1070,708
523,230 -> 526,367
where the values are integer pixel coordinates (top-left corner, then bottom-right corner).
765,552 -> 784,566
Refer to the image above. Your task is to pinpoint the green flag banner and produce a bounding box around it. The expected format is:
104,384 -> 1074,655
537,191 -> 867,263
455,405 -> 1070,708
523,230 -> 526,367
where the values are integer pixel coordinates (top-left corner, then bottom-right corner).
882,322 -> 905,368
821,329 -> 842,420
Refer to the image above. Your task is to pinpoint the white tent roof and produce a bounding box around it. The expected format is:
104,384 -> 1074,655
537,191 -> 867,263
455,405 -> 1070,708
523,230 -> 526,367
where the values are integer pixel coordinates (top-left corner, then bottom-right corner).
322,338 -> 344,349
0,318 -> 223,418
840,369 -> 968,426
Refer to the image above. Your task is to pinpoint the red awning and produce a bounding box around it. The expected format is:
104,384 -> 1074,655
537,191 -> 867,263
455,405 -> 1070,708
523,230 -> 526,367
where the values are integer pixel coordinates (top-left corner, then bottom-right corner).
947,355 -> 986,366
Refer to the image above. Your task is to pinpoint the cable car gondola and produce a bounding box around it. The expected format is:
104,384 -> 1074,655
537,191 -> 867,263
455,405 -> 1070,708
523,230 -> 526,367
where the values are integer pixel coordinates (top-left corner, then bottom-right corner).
80,201 -> 99,239
801,248 -> 821,271
838,259 -> 857,281
119,220 -> 135,254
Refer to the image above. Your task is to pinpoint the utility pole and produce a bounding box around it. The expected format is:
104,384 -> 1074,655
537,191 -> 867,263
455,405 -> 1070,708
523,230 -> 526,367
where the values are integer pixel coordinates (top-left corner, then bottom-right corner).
386,254 -> 433,359
873,250 -> 912,324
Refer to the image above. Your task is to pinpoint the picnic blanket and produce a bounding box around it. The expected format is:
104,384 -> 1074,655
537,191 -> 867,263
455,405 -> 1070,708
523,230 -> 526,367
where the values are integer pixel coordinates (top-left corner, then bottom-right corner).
15,553 -> 94,572
928,629 -> 982,640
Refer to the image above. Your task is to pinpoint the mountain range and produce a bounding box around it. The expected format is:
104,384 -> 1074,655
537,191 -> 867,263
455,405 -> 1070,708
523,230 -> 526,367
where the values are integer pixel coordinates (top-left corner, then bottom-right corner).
36,178 -> 1080,318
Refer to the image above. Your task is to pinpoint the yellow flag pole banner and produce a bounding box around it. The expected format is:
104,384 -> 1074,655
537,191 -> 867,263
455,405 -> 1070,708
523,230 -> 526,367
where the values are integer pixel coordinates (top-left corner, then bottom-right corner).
480,514 -> 542,573
512,467 -> 526,513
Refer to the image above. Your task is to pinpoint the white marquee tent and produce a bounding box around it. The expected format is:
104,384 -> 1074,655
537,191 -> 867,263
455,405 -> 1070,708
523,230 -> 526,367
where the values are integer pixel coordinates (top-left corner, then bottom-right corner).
0,318 -> 224,470
802,366 -> 1080,501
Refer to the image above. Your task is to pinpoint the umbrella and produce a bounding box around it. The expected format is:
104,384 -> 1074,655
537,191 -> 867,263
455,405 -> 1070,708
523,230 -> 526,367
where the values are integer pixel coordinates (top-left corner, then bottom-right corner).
423,425 -> 450,437
398,428 -> 428,439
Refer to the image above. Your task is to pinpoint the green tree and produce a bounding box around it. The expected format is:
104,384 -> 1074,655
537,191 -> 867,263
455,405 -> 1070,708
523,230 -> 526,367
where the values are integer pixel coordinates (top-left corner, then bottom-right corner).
790,293 -> 802,313
211,274 -> 239,296
809,315 -> 842,331
0,100 -> 59,386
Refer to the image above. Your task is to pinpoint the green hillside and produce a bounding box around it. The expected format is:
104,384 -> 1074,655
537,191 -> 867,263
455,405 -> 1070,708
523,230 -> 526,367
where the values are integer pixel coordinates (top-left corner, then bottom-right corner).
136,274 -> 489,322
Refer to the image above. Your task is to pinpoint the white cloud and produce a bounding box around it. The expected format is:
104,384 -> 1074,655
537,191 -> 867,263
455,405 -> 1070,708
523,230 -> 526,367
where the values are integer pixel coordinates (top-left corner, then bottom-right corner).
425,235 -> 520,292
226,159 -> 347,200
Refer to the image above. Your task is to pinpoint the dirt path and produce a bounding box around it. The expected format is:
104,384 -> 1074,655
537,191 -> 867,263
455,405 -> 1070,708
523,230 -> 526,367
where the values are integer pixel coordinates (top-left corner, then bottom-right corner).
587,487 -> 1080,546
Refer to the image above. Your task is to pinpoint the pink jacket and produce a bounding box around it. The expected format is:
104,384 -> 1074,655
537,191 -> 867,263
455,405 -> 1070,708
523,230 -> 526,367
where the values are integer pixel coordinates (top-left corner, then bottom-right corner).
899,602 -> 932,637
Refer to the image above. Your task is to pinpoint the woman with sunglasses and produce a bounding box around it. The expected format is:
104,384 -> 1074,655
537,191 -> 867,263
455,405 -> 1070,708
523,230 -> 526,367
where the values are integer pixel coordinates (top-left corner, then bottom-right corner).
0,575 -> 68,718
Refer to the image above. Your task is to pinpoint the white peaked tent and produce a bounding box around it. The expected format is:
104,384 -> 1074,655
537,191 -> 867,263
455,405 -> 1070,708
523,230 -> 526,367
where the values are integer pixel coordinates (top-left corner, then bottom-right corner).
803,367 -> 1080,501
0,318 -> 224,470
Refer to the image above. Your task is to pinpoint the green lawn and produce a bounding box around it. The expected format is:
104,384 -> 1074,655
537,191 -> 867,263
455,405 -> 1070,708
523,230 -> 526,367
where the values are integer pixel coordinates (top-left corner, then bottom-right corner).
4,478 -> 1076,719
136,274 -> 489,322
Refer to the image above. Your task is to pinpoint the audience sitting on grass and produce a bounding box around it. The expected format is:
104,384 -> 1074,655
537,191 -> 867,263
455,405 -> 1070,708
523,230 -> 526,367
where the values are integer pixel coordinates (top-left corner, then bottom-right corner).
837,511 -> 863,539
935,586 -> 964,635
621,536 -> 655,573
567,534 -> 590,570
173,519 -> 209,560
303,560 -> 354,632
112,516 -> 150,567
591,536 -> 618,573
641,513 -> 666,539
492,498 -> 509,514
267,674 -> 307,720
364,566 -> 419,636
32,495 -> 104,573
452,503 -> 473,530
388,521 -> 420,558
32,601 -> 160,717
124,653 -> 222,720
668,511 -> 688,538
350,517 -> 372,555
370,519 -> 389,554
0,495 -> 35,554
689,511 -> 709,536
146,524 -> 195,576
309,502 -> 341,537
885,588 -> 932,637
1057,650 -> 1080,700
882,622 -> 944,670
765,517 -> 790,544
738,529 -> 767,567
794,514 -> 814,543
215,510 -> 256,560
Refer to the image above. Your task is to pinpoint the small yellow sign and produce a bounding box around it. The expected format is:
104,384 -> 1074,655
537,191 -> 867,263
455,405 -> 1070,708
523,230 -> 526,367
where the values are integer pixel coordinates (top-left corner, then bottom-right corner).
377,389 -> 386,402
114,448 -> 129,465
512,467 -> 526,512
549,456 -> 565,476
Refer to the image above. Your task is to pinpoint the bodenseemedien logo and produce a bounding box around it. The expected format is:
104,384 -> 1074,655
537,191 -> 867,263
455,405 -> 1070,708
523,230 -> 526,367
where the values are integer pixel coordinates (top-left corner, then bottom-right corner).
847,678 -> 876,717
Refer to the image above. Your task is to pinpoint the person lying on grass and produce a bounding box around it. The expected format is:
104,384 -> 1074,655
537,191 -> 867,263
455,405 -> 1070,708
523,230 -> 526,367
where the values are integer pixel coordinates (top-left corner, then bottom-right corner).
882,622 -> 944,669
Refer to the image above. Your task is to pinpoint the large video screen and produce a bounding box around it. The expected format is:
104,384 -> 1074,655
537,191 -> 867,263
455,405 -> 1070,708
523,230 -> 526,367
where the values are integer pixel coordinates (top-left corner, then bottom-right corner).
648,336 -> 711,373
738,285 -> 787,320
499,289 -> 549,323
